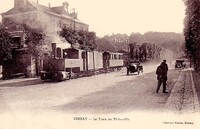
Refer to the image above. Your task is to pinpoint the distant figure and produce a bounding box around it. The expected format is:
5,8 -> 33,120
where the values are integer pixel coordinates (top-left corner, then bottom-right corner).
156,60 -> 168,93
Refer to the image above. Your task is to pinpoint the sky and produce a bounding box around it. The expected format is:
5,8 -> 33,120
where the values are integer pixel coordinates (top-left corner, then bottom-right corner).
0,0 -> 186,37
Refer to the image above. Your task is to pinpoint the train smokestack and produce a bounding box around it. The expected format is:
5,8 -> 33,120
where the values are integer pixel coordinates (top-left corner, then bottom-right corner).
52,43 -> 57,58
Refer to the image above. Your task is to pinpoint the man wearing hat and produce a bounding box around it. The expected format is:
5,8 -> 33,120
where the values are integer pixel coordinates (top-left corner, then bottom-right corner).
156,60 -> 168,93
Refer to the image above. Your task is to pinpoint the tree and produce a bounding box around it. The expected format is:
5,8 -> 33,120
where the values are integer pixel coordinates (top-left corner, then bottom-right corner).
1,18 -> 49,77
1,18 -> 48,59
0,25 -> 13,64
60,27 -> 97,51
96,38 -> 115,52
183,0 -> 200,70
129,43 -> 136,60
140,43 -> 148,60
85,31 -> 97,51
23,24 -> 49,75
60,27 -> 76,44
23,24 -> 48,58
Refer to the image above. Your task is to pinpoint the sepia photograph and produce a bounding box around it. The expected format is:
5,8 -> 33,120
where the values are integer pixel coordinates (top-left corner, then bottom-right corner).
0,0 -> 200,129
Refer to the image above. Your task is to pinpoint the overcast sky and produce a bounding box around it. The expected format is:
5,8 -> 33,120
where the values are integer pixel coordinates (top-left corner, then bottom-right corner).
0,0 -> 186,37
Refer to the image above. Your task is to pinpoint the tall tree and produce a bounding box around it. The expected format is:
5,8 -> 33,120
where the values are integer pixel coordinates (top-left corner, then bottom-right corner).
0,26 -> 13,64
96,38 -> 115,52
60,27 -> 97,51
183,0 -> 200,70
23,24 -> 48,58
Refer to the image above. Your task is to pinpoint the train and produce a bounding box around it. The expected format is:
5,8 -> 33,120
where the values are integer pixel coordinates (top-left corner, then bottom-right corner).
40,43 -> 124,81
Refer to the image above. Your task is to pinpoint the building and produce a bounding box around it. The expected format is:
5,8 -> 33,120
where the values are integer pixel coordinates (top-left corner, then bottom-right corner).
0,0 -> 89,79
1,0 -> 88,42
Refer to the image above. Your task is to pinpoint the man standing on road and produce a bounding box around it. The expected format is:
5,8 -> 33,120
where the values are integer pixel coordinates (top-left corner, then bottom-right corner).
156,60 -> 168,93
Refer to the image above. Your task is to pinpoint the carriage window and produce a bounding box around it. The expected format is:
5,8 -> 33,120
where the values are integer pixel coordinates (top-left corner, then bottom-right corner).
103,52 -> 110,60
119,55 -> 122,60
116,55 -> 119,60
118,55 -> 121,60
114,54 -> 117,60
57,48 -> 62,58
63,48 -> 79,59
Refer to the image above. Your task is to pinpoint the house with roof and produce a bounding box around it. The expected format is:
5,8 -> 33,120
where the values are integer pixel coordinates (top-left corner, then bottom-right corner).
0,0 -> 89,79
1,0 -> 88,42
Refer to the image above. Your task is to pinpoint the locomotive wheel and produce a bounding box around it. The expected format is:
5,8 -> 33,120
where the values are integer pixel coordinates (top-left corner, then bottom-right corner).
40,73 -> 47,80
53,73 -> 63,82
176,63 -> 182,68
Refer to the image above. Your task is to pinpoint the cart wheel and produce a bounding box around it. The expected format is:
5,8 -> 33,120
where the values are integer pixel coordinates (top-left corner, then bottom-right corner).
127,69 -> 129,75
137,69 -> 140,75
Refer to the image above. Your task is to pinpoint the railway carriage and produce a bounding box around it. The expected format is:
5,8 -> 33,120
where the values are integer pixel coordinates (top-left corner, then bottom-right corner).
40,43 -> 124,81
106,52 -> 123,71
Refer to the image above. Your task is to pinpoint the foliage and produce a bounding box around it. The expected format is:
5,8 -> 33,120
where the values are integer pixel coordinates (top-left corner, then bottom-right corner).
96,32 -> 184,61
128,42 -> 162,61
60,27 -> 97,51
96,38 -> 115,52
23,24 -> 48,58
0,25 -> 13,63
96,32 -> 184,56
183,0 -> 200,70
1,18 -> 48,59
59,27 -> 76,44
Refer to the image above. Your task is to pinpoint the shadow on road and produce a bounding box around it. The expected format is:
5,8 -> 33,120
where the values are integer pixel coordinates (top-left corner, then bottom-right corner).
120,73 -> 140,77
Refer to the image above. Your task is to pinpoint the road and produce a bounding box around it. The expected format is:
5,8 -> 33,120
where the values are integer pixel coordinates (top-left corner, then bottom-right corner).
3,63 -> 198,129
0,63 -> 180,114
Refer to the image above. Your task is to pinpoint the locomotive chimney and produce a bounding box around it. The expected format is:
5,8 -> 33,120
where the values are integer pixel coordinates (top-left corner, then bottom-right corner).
52,43 -> 57,58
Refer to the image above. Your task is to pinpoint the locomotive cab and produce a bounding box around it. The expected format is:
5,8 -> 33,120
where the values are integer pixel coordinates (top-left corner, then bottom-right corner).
40,43 -> 72,81
40,58 -> 70,81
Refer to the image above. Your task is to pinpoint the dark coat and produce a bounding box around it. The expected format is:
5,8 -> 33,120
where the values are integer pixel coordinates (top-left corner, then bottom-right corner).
156,62 -> 168,81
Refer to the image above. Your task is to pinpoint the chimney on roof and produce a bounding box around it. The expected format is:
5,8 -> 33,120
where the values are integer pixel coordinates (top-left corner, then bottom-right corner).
63,1 -> 69,14
37,0 -> 39,4
49,3 -> 51,8
70,8 -> 78,19
14,0 -> 27,8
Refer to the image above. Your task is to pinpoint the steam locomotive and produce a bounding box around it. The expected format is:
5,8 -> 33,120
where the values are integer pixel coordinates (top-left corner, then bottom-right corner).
40,43 -> 124,81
